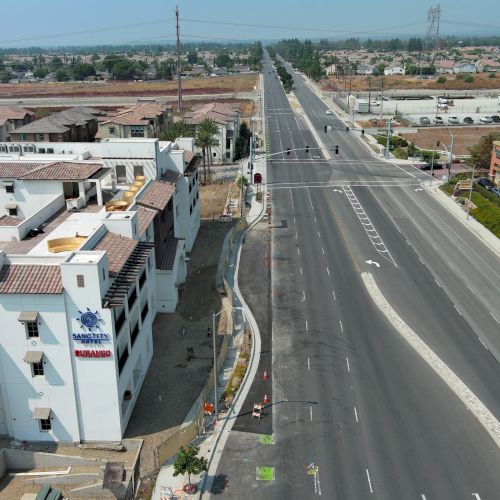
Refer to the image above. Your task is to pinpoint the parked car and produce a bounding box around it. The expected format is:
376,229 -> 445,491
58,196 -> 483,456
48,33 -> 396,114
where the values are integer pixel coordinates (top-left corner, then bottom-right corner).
463,116 -> 474,124
433,116 -> 444,125
325,109 -> 333,115
420,117 -> 431,125
448,116 -> 459,124
479,115 -> 492,123
491,115 -> 500,123
477,177 -> 494,191
491,188 -> 500,197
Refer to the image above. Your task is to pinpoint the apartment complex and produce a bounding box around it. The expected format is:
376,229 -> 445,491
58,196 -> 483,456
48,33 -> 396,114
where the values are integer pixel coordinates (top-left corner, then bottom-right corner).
0,138 -> 200,442
0,106 -> 35,142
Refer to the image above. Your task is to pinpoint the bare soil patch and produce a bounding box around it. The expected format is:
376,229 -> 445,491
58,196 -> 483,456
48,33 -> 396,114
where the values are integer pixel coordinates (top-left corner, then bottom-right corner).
322,73 -> 500,92
0,74 -> 258,99
397,126 -> 500,156
200,181 -> 233,220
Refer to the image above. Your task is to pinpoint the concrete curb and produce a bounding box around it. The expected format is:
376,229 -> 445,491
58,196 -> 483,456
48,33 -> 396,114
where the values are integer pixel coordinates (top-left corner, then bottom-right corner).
198,84 -> 269,498
361,271 -> 500,449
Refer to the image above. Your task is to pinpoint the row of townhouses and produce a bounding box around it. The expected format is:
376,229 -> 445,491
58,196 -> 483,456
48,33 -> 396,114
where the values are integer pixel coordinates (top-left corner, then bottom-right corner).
0,137 -> 200,443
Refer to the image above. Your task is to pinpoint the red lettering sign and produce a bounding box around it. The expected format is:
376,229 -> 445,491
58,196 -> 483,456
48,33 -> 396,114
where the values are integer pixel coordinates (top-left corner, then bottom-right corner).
75,350 -> 112,358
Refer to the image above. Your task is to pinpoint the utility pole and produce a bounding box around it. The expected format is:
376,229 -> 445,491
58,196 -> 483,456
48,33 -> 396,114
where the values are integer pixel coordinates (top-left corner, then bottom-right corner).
385,118 -> 392,159
368,76 -> 372,114
176,4 -> 182,111
379,77 -> 384,122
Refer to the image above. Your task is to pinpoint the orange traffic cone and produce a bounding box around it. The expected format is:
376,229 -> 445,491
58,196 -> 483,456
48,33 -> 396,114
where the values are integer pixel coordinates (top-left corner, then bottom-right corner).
263,370 -> 269,380
263,394 -> 270,404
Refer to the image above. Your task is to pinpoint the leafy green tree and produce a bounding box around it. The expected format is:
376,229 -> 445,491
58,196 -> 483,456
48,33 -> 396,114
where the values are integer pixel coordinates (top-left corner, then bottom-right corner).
173,445 -> 207,489
437,76 -> 447,84
161,121 -> 191,141
0,70 -> 13,83
468,132 -> 500,169
72,63 -> 96,80
187,51 -> 198,65
215,52 -> 233,69
198,118 -> 219,167
156,59 -> 175,80
195,118 -> 218,183
112,60 -> 139,80
236,174 -> 249,189
33,67 -> 48,79
55,68 -> 71,81
49,56 -> 64,72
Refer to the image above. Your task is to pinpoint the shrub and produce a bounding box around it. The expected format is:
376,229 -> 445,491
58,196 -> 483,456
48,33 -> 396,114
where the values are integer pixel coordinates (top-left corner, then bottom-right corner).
437,76 -> 447,84
488,72 -> 496,78
463,74 -> 474,83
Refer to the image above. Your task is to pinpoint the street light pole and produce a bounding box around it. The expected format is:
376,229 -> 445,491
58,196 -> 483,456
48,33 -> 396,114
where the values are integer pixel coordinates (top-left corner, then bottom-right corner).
447,128 -> 454,180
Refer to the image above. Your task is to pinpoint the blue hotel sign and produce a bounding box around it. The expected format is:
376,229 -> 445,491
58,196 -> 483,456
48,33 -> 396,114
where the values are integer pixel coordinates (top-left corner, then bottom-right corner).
74,308 -> 110,344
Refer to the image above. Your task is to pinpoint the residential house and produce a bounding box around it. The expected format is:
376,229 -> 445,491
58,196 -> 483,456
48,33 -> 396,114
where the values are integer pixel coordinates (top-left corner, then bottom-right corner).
0,107 -> 35,142
9,107 -> 104,143
453,61 -> 477,74
356,64 -> 374,75
325,64 -> 338,76
184,102 -> 240,163
476,59 -> 500,73
435,60 -> 455,75
96,103 -> 173,141
384,63 -> 405,76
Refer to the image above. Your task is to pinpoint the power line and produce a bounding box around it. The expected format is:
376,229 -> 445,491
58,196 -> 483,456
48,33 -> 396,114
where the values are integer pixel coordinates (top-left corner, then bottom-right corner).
0,19 -> 174,45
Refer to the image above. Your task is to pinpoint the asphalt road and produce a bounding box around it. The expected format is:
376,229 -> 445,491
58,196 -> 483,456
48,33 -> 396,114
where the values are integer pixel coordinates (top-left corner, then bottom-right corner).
212,55 -> 500,499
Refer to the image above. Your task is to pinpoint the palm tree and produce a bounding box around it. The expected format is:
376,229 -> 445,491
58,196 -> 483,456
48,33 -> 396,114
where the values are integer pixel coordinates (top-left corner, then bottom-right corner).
195,128 -> 215,184
198,118 -> 218,169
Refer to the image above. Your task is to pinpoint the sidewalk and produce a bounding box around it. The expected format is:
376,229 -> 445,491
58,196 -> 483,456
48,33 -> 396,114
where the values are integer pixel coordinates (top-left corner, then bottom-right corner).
150,187 -> 265,499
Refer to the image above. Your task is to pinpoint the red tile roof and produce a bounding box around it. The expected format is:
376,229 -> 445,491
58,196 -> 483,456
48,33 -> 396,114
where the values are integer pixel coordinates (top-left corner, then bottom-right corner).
160,236 -> 180,270
135,206 -> 156,236
0,106 -> 34,126
0,162 -> 45,178
0,264 -> 63,294
93,232 -> 138,277
18,162 -> 103,181
137,180 -> 175,211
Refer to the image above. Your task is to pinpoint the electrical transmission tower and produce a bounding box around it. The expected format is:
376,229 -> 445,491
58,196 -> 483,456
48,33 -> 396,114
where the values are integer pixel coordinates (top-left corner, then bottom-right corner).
423,4 -> 441,58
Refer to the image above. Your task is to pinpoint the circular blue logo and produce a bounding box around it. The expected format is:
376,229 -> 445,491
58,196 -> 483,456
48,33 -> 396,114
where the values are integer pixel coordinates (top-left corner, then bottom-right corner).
80,311 -> 98,329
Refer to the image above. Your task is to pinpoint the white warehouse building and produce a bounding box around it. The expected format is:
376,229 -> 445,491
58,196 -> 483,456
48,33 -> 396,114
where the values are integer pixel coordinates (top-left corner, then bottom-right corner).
0,138 -> 200,443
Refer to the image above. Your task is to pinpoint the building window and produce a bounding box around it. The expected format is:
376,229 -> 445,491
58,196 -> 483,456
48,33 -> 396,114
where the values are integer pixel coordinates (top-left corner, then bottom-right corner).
8,207 -> 18,216
109,127 -> 115,134
116,165 -> 127,185
102,268 -> 106,281
131,126 -> 144,138
25,321 -> 39,338
31,361 -> 44,377
76,274 -> 85,288
213,152 -> 217,157
5,183 -> 14,193
226,138 -> 231,149
39,418 -> 51,431
134,165 -> 144,178
226,152 -> 231,159
38,134 -> 44,141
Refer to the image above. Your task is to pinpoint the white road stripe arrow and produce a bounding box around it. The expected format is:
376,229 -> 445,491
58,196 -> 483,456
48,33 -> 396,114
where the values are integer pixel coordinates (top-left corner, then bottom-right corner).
414,188 -> 423,192
332,189 -> 342,193
365,260 -> 381,268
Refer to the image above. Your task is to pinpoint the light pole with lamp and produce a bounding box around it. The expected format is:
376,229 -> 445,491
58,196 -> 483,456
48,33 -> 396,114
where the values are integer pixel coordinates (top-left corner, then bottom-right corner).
466,163 -> 476,220
212,306 -> 245,419
446,128 -> 454,180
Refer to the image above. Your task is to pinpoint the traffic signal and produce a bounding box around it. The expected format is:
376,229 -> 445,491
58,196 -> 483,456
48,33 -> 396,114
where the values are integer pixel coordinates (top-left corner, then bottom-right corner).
305,145 -> 309,153
324,125 -> 327,133
335,146 -> 339,154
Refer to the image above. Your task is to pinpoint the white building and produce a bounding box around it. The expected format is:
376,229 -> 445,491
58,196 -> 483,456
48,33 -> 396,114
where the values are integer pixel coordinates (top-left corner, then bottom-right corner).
453,61 -> 477,74
184,103 -> 240,163
384,64 -> 406,76
0,139 -> 200,443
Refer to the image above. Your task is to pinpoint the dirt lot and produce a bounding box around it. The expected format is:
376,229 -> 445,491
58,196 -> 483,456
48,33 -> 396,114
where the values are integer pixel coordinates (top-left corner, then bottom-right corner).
200,181 -> 233,220
322,72 -> 500,92
397,126 -> 500,156
0,74 -> 258,99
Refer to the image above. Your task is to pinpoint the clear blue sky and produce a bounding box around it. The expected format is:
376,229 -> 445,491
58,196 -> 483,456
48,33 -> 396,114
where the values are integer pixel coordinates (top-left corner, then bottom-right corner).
0,0 -> 498,47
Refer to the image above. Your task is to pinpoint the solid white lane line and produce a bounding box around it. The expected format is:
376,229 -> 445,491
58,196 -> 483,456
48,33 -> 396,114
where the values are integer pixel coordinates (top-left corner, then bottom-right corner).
472,494 -> 481,500
322,247 -> 325,255
366,469 -> 374,493
346,357 -> 350,372
295,232 -> 298,239
454,304 -> 462,316
326,267 -> 330,275
421,495 -> 427,500
434,279 -> 442,288
301,291 -> 306,302
314,217 -> 317,223
294,217 -> 296,223
305,320 -> 309,332
290,188 -> 294,210
308,357 -> 310,370
478,337 -> 488,350
318,231 -> 321,238
490,312 -> 499,324
339,320 -> 344,333
466,283 -> 474,293
298,247 -> 301,255
332,289 -> 336,301
300,267 -> 303,275
354,406 -> 359,422
310,406 -> 313,421
391,162 -> 417,179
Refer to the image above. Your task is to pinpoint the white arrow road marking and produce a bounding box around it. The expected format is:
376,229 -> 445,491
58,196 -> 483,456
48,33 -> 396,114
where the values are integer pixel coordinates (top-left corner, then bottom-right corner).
472,494 -> 481,500
332,189 -> 342,193
365,260 -> 381,268
415,188 -> 423,192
